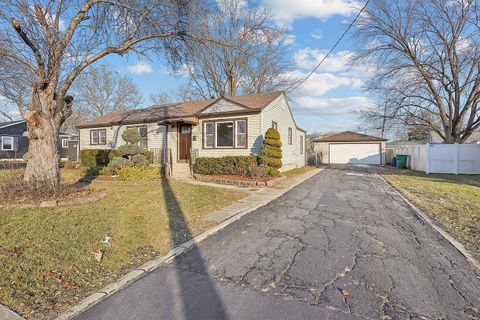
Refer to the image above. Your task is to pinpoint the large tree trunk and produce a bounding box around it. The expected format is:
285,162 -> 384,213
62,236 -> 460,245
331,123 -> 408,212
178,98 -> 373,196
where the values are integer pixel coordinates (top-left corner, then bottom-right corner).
23,85 -> 62,187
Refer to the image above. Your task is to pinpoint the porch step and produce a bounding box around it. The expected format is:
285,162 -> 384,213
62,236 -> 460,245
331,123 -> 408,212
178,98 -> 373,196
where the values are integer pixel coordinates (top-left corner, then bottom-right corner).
171,163 -> 192,178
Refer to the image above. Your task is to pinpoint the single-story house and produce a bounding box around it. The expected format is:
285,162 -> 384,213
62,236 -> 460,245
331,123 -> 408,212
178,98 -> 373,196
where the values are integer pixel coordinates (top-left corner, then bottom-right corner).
0,120 -> 77,160
77,91 -> 306,176
312,131 -> 387,165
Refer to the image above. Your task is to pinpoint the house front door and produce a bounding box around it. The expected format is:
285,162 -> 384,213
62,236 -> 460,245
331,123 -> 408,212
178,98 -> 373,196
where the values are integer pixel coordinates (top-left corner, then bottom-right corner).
178,124 -> 192,162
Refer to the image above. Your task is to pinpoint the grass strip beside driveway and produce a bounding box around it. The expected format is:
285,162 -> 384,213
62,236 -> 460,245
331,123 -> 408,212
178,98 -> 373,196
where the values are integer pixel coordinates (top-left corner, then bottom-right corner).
0,171 -> 246,319
382,170 -> 480,258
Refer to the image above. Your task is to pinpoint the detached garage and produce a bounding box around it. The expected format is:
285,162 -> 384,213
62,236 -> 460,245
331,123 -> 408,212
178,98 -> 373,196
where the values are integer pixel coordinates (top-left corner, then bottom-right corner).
312,131 -> 387,165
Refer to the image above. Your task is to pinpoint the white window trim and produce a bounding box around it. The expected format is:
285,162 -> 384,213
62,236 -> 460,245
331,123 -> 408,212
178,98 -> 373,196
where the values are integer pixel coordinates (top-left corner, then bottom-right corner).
204,122 -> 214,148
1,136 -> 14,151
215,121 -> 234,148
61,138 -> 69,148
235,120 -> 247,148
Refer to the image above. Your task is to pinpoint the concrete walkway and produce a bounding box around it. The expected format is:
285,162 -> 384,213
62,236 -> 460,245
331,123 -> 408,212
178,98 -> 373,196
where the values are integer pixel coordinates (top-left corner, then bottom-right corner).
73,165 -> 480,320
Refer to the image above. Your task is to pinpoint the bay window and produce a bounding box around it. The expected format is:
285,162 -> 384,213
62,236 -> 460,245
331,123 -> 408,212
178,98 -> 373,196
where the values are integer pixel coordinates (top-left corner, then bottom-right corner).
203,119 -> 248,149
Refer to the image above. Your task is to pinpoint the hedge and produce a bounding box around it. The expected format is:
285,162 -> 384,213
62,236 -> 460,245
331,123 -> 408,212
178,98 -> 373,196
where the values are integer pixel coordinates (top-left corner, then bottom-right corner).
80,148 -> 154,169
193,156 -> 258,176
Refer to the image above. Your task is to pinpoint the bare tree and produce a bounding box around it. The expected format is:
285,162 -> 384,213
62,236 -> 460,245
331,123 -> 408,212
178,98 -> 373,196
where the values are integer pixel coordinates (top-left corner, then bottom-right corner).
354,0 -> 480,143
72,65 -> 143,121
175,0 -> 295,99
0,0 -> 204,187
149,84 -> 196,104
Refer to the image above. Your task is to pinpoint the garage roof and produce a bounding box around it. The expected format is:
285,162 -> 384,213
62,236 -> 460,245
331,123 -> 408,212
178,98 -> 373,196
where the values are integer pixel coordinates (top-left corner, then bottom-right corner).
312,131 -> 387,143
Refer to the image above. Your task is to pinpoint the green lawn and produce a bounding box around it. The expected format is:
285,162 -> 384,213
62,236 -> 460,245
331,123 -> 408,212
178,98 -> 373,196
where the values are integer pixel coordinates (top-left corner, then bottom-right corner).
382,170 -> 480,258
282,165 -> 316,178
0,169 -> 246,319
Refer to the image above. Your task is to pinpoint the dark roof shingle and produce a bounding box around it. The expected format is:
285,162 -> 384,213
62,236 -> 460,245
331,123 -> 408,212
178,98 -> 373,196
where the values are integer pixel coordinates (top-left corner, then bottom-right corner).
77,91 -> 283,128
312,131 -> 387,142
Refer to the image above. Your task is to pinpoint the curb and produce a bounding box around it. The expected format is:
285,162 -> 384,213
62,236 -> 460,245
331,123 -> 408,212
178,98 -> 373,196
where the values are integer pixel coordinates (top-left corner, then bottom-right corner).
379,175 -> 480,272
56,168 -> 322,320
0,304 -> 24,320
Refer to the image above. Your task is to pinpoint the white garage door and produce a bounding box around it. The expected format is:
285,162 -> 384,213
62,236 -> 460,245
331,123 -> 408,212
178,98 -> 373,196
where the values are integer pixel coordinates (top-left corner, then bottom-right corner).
330,143 -> 381,164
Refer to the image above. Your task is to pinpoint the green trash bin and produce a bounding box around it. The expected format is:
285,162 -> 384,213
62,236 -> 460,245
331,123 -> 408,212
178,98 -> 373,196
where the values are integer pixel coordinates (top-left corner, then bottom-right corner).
396,154 -> 408,169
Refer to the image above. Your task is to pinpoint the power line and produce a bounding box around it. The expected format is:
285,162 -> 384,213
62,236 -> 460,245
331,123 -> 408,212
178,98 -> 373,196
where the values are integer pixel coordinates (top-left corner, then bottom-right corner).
287,0 -> 371,93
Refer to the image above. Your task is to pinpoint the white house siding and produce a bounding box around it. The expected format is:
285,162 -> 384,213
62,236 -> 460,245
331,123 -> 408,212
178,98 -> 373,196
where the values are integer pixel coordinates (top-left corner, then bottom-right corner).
295,130 -> 306,168
200,99 -> 245,114
79,122 -> 166,151
260,95 -> 305,171
191,113 -> 262,158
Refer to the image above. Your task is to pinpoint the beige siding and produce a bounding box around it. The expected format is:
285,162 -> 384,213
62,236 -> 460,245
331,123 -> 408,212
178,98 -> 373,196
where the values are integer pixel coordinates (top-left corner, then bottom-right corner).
200,99 -> 245,114
79,122 -> 166,151
192,113 -> 262,158
260,95 -> 305,171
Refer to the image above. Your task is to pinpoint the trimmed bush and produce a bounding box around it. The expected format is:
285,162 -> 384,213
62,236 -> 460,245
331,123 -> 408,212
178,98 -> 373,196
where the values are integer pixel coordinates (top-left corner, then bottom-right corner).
108,149 -> 123,161
80,149 -> 110,168
103,157 -> 133,175
122,128 -> 141,144
193,156 -> 258,176
132,154 -> 149,167
118,144 -> 143,160
142,150 -> 154,163
259,128 -> 282,171
118,166 -> 160,181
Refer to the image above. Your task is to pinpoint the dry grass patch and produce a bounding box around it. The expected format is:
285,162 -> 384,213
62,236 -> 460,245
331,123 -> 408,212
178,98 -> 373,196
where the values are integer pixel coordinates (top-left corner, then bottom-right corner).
382,169 -> 480,257
282,165 -> 316,178
0,169 -> 246,319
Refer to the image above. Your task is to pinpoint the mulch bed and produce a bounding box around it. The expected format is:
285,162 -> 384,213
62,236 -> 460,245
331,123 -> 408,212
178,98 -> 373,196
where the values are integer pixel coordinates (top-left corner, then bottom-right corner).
193,174 -> 285,187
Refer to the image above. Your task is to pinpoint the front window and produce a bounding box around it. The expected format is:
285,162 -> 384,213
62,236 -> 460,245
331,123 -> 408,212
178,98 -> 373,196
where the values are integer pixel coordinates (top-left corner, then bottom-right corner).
127,125 -> 148,148
62,138 -> 69,148
1,136 -> 14,150
216,121 -> 234,147
288,128 -> 293,145
272,121 -> 278,130
91,129 -> 106,145
203,119 -> 247,149
236,120 -> 247,148
204,122 -> 214,148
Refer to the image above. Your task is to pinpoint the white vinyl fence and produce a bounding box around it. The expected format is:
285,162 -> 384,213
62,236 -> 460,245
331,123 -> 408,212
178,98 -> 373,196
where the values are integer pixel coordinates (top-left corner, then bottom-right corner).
395,143 -> 480,174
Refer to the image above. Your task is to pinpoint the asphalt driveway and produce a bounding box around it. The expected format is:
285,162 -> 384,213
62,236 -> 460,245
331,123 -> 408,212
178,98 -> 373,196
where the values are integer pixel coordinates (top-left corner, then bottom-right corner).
76,165 -> 480,320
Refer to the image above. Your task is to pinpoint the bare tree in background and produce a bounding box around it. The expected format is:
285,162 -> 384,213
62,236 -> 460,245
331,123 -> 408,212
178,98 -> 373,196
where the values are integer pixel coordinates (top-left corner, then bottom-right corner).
173,0 -> 295,99
354,0 -> 480,143
71,65 -> 143,121
0,55 -> 32,120
149,85 -> 196,104
0,0 -> 204,187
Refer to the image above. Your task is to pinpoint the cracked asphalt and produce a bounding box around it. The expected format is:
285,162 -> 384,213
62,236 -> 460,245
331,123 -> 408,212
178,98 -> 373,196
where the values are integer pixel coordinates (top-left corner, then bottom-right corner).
76,165 -> 480,320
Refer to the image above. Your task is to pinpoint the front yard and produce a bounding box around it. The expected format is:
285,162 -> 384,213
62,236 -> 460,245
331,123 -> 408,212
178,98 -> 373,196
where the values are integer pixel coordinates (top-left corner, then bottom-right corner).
382,170 -> 480,258
0,169 -> 246,319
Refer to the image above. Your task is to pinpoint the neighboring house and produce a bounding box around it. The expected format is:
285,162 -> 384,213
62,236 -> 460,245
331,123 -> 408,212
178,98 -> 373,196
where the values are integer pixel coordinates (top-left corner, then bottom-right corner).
0,120 -> 77,160
430,130 -> 480,144
77,91 -> 307,176
312,131 -> 387,165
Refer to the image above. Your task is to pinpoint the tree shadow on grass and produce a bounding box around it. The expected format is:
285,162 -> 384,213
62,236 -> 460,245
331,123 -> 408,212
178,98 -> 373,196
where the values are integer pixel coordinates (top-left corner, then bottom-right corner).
162,179 -> 228,320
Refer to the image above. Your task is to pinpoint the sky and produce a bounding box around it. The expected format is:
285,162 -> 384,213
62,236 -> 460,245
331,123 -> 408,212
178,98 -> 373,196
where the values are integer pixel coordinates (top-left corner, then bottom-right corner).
3,0 -> 373,136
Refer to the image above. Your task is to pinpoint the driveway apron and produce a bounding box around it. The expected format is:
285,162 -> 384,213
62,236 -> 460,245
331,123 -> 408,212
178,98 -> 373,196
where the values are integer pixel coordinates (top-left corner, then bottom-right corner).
75,165 -> 480,320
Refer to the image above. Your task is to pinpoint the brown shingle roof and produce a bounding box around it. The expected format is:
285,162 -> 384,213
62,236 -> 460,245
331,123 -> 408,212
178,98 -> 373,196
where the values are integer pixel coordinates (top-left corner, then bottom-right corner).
76,91 -> 283,128
312,131 -> 387,143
